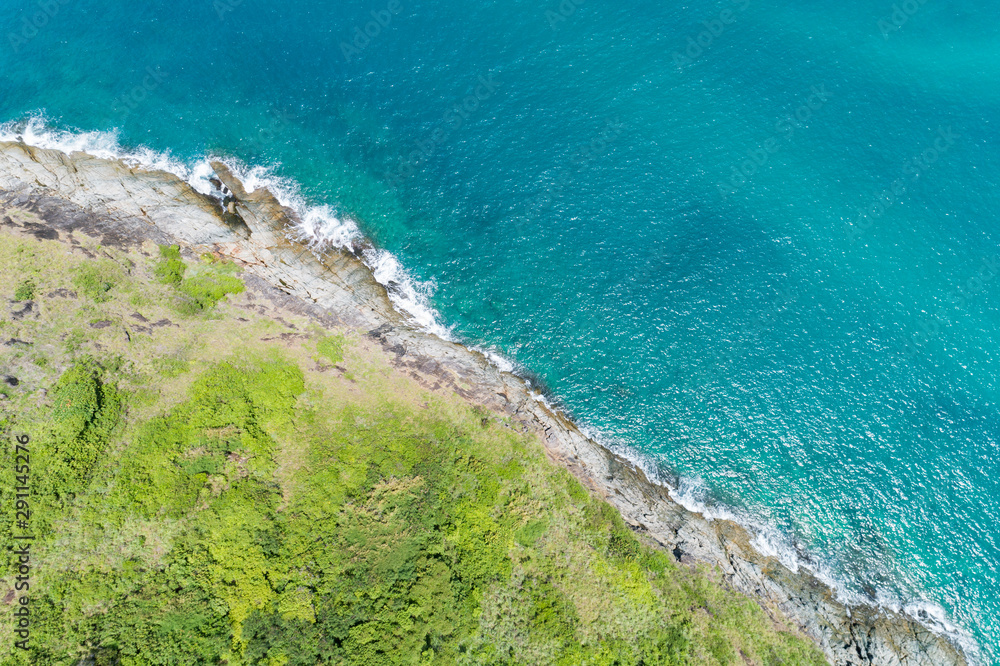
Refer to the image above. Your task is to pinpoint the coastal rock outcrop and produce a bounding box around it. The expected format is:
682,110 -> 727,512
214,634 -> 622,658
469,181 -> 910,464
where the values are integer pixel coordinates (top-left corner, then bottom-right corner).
0,140 -> 970,666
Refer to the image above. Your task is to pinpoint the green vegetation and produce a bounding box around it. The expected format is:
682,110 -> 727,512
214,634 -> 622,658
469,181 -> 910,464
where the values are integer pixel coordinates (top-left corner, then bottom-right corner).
153,244 -> 186,286
177,272 -> 245,312
316,334 -> 346,365
155,244 -> 245,313
48,358 -> 123,483
0,219 -> 826,665
13,279 -> 36,301
153,355 -> 190,378
73,260 -> 120,303
5,360 -> 824,666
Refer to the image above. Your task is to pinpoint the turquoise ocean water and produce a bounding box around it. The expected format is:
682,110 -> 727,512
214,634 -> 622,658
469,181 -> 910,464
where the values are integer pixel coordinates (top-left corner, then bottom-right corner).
1,0 -> 997,660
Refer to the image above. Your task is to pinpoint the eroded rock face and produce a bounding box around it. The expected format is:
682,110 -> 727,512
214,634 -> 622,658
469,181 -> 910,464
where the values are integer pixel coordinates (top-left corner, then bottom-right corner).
0,140 -> 970,666
0,142 -> 225,246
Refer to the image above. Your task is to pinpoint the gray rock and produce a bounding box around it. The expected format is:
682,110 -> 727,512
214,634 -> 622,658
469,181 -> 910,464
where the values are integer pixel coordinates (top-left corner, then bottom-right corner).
10,299 -> 38,320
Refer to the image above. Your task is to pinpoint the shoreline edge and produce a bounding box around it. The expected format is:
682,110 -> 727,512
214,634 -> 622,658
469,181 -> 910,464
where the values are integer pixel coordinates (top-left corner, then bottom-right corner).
0,139 -> 971,666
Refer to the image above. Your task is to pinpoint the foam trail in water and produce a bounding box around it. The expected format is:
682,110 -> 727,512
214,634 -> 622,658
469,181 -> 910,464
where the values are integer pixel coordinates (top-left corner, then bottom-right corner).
475,347 -> 518,374
216,161 -> 363,254
361,247 -> 454,341
187,157 -> 455,343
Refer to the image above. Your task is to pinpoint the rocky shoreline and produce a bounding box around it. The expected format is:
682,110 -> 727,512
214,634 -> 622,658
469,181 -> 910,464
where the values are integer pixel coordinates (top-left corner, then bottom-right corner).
0,140 -> 970,666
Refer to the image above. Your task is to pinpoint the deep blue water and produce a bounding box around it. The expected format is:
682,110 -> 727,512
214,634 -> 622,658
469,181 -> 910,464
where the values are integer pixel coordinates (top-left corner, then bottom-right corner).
1,0 -> 998,660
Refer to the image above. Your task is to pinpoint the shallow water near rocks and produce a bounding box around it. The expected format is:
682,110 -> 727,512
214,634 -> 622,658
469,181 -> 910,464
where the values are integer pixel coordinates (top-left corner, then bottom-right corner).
1,0 -> 998,660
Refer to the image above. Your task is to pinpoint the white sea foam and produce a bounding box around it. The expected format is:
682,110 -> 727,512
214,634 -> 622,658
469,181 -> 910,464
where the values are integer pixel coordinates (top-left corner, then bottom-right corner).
903,601 -> 983,665
474,346 -> 518,374
360,247 -> 454,341
187,158 -> 451,339
0,114 -> 458,347
586,435 -> 982,662
0,115 -> 217,194
0,115 -> 980,662
187,160 -> 455,346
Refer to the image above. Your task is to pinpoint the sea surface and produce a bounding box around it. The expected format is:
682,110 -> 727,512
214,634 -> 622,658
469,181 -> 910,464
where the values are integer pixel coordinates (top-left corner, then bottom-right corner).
1,0 -> 998,660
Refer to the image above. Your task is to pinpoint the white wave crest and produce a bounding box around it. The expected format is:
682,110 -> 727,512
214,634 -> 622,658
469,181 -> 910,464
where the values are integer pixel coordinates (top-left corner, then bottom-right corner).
361,247 -> 454,341
902,601 -> 983,665
586,437 -> 981,662
0,114 -> 456,345
0,115 -> 216,195
216,161 -> 361,252
475,347 -> 518,374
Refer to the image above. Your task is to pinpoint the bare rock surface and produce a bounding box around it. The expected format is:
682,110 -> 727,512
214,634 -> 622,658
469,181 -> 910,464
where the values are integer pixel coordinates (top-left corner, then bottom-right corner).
0,140 -> 970,666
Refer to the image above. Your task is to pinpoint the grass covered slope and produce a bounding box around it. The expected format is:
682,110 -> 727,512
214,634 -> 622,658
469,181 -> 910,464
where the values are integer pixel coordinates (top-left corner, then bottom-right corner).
0,214 -> 826,665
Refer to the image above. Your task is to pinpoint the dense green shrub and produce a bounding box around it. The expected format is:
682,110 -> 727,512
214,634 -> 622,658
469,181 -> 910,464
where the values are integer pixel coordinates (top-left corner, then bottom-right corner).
153,244 -> 186,285
316,334 -> 346,365
177,273 -> 245,311
2,356 -> 825,666
51,363 -> 102,439
48,359 -> 123,486
154,244 -> 245,313
73,261 -> 119,302
113,358 -> 303,520
13,278 -> 36,301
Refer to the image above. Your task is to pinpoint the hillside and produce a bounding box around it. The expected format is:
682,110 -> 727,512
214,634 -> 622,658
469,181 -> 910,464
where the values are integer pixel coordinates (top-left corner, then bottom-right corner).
0,194 -> 827,665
